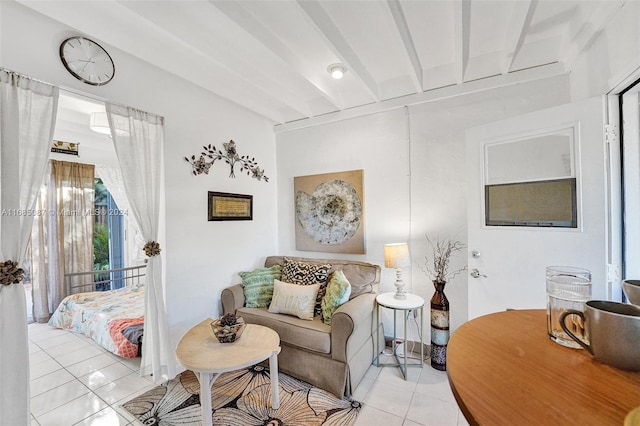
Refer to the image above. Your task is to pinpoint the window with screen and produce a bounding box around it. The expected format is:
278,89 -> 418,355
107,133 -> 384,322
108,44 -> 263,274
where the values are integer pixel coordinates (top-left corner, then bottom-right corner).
485,178 -> 577,227
484,128 -> 577,228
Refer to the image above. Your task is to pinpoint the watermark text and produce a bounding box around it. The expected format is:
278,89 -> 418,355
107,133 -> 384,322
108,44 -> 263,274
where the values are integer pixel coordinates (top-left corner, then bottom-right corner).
1,208 -> 128,217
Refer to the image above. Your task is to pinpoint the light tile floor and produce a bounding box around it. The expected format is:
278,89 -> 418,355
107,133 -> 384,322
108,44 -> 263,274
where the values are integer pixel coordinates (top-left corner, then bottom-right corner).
28,323 -> 468,426
354,353 -> 469,426
28,322 -> 154,426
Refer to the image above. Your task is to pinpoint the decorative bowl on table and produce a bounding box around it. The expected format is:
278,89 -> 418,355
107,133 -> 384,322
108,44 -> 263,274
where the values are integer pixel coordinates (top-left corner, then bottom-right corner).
623,280 -> 640,306
210,313 -> 246,343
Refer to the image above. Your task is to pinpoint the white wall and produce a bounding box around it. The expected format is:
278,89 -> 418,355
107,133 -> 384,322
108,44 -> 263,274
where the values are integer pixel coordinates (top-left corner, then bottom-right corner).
570,0 -> 640,99
276,108 -> 412,338
276,75 -> 571,337
276,108 -> 411,280
0,2 -> 278,359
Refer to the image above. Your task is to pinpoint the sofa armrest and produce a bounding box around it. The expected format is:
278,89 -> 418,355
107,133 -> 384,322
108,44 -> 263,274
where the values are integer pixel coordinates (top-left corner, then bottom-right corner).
331,292 -> 377,363
221,284 -> 245,315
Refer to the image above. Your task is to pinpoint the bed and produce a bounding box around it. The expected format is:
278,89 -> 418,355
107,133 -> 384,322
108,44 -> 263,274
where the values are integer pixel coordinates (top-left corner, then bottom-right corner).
48,286 -> 144,358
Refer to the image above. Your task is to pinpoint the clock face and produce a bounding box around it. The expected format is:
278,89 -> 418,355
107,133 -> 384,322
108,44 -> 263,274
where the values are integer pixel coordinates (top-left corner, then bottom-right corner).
60,37 -> 115,86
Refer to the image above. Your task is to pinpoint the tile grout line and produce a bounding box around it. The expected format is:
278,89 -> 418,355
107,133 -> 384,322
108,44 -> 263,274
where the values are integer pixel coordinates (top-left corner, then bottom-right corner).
29,326 -> 131,424
29,324 -> 458,426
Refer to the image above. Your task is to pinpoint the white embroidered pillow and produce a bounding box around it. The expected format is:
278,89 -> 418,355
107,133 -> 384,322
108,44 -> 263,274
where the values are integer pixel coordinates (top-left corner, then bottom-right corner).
268,279 -> 319,320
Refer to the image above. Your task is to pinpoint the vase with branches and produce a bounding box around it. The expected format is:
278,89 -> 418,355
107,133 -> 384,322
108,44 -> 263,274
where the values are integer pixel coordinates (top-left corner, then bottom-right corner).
422,235 -> 467,283
422,235 -> 466,371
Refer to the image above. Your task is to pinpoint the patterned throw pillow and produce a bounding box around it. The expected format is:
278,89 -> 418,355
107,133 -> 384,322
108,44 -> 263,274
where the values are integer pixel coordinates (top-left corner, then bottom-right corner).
239,265 -> 282,308
281,258 -> 331,317
268,279 -> 320,320
321,270 -> 352,325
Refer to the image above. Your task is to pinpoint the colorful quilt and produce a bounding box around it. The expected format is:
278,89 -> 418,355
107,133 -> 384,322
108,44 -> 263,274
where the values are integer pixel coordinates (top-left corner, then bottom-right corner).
48,286 -> 144,358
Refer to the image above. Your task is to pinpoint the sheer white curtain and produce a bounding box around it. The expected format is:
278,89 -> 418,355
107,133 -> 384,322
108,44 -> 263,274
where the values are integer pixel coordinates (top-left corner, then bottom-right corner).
95,164 -> 131,217
95,164 -> 146,263
0,69 -> 58,425
106,103 -> 174,381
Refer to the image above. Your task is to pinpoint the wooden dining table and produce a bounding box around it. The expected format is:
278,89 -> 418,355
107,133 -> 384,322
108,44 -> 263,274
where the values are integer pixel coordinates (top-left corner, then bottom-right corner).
447,309 -> 640,425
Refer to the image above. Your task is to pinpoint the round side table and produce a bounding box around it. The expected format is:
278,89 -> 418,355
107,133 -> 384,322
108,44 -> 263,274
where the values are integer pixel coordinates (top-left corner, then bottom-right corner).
375,292 -> 425,379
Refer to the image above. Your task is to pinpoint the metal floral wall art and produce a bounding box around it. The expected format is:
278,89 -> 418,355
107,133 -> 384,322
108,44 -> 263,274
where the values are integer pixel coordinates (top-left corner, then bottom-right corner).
185,140 -> 269,182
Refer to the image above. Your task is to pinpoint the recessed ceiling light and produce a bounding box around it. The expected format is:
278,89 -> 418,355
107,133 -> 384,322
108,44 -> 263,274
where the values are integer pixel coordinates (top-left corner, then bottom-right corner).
328,63 -> 347,79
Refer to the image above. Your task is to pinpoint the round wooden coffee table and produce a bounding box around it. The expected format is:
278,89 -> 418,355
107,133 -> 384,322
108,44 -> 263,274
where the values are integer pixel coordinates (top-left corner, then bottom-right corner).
176,319 -> 281,426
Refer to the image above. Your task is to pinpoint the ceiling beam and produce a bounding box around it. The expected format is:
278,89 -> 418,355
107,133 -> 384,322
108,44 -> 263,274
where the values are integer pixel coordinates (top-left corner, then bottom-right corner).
275,63 -> 566,134
296,0 -> 380,102
453,0 -> 471,84
560,0 -> 625,72
385,0 -> 423,93
501,0 -> 536,75
117,1 -> 313,119
210,0 -> 344,112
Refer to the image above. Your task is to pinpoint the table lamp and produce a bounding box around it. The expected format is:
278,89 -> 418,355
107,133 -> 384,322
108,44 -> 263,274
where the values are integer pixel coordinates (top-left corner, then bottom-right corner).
384,243 -> 410,300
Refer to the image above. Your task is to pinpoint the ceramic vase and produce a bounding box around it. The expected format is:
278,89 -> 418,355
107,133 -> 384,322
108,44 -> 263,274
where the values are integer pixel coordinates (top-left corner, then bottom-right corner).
430,280 -> 450,371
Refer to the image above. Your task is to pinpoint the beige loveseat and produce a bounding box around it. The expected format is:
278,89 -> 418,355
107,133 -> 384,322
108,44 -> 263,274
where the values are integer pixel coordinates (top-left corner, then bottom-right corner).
221,256 -> 381,398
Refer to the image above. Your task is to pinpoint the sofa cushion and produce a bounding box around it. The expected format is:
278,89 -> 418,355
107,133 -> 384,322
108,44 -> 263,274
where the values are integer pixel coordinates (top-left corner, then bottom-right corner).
265,256 -> 380,298
281,257 -> 331,316
281,257 -> 331,284
237,306 -> 332,354
321,270 -> 352,325
238,265 -> 281,308
268,279 -> 319,320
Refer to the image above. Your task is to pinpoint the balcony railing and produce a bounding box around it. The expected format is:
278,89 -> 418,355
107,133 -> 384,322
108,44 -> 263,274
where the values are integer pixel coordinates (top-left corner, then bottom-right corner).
65,264 -> 147,294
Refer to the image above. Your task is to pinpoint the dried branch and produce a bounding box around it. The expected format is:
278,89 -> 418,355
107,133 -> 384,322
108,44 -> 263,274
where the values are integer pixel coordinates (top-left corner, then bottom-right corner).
420,235 -> 467,283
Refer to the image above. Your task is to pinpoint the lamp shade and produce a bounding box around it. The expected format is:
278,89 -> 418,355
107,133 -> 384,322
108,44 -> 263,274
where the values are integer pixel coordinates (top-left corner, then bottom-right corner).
384,243 -> 410,268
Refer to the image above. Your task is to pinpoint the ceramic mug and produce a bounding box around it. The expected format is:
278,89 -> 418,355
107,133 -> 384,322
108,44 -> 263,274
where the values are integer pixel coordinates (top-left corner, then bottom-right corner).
623,280 -> 640,306
560,300 -> 640,371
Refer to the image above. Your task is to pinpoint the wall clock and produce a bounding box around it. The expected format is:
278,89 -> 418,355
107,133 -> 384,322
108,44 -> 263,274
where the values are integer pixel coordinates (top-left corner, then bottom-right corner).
59,36 -> 115,86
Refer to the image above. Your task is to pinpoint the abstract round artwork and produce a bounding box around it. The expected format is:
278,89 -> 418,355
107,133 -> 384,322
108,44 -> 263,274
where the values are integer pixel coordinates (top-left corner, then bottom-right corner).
296,179 -> 362,245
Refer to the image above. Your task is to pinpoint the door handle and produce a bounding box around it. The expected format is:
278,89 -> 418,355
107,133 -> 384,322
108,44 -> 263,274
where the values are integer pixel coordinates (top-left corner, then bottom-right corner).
470,269 -> 487,279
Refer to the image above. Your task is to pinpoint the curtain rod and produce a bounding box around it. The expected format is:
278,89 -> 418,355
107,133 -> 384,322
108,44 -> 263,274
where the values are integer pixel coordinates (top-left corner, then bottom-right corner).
0,66 -> 109,105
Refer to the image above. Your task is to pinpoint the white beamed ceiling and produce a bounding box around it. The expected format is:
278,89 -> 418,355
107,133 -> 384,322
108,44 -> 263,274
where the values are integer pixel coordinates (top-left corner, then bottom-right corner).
18,0 -> 625,125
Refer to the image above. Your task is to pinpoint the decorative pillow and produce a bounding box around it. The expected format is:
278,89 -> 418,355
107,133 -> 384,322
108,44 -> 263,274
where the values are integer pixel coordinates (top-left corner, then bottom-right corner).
268,279 -> 320,320
239,265 -> 282,308
281,257 -> 331,317
321,270 -> 352,325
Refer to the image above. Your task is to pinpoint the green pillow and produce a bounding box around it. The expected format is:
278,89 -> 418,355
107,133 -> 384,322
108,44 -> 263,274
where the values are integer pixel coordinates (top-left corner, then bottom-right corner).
321,270 -> 352,325
239,265 -> 282,308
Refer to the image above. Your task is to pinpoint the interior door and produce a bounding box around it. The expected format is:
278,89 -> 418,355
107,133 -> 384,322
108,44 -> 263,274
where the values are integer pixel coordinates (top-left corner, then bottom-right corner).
466,96 -> 621,319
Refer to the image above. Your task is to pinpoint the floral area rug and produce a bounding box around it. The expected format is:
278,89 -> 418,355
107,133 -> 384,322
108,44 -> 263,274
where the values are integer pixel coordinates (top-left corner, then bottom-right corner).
121,365 -> 362,425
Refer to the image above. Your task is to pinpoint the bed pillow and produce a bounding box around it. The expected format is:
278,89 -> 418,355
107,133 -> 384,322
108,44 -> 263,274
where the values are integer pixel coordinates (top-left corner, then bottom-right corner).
321,270 -> 352,325
239,265 -> 282,308
281,257 -> 331,317
268,279 -> 319,320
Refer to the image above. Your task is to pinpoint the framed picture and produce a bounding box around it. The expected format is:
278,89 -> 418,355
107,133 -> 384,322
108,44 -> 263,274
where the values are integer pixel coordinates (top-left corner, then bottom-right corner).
51,140 -> 79,156
294,169 -> 365,254
208,192 -> 253,221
